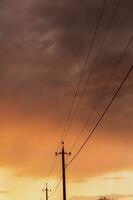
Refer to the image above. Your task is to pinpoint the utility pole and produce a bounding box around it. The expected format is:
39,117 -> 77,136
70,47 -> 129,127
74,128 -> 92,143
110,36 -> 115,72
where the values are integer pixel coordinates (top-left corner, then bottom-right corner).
55,141 -> 71,200
42,183 -> 51,200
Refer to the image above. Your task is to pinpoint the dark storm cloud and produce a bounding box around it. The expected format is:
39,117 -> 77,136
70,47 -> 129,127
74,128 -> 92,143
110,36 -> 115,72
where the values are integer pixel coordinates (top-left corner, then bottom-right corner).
0,0 -> 132,93
0,0 -> 132,139
0,0 -> 133,178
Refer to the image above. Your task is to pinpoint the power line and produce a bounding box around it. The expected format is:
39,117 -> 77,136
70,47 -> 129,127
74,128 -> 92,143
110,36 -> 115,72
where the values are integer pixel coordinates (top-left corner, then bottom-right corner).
45,0 -> 78,183
67,64 -> 133,166
70,35 -> 133,152
45,0 -> 120,190
47,0 -> 107,182
45,155 -> 61,199
46,156 -> 57,182
48,176 -> 62,199
62,0 -> 121,142
44,0 -> 121,196
60,0 -> 107,142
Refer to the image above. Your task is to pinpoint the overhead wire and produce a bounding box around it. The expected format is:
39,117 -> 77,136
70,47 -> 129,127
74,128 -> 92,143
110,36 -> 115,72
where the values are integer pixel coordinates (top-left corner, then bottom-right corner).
60,0 -> 107,142
67,64 -> 133,166
63,0 -> 121,143
45,152 -> 61,195
48,176 -> 62,199
46,0 -> 107,183
45,0 -> 121,196
70,34 -> 133,152
43,1 -> 131,199
44,0 -> 74,184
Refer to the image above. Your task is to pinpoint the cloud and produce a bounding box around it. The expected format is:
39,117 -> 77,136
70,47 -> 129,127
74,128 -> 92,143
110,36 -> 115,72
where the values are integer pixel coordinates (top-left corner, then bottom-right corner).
70,194 -> 133,200
68,178 -> 88,183
100,177 -> 125,180
100,177 -> 133,181
0,190 -> 11,194
0,0 -> 132,179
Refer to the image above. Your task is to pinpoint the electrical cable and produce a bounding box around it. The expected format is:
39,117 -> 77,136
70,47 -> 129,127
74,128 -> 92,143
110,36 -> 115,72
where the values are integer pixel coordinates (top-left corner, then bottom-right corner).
62,0 -> 121,142
67,64 -> 133,166
70,35 -> 133,152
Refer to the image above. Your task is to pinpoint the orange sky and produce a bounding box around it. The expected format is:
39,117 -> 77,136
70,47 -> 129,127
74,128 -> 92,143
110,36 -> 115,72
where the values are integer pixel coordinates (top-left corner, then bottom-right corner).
0,0 -> 133,200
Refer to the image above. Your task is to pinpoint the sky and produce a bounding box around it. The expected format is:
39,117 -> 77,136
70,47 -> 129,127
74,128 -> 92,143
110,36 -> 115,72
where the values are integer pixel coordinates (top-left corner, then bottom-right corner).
0,0 -> 133,200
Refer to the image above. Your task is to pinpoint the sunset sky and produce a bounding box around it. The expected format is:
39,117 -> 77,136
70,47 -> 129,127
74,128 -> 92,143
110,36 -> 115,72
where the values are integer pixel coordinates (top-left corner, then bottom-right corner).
0,0 -> 133,200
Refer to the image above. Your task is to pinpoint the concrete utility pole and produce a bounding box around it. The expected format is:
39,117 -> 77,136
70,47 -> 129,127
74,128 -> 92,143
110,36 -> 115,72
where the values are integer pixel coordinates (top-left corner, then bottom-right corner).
55,141 -> 71,200
42,183 -> 51,200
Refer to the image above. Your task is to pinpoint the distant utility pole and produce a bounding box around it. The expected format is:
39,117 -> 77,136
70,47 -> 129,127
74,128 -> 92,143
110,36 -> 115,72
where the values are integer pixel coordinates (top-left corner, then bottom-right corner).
42,183 -> 51,200
55,141 -> 71,200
